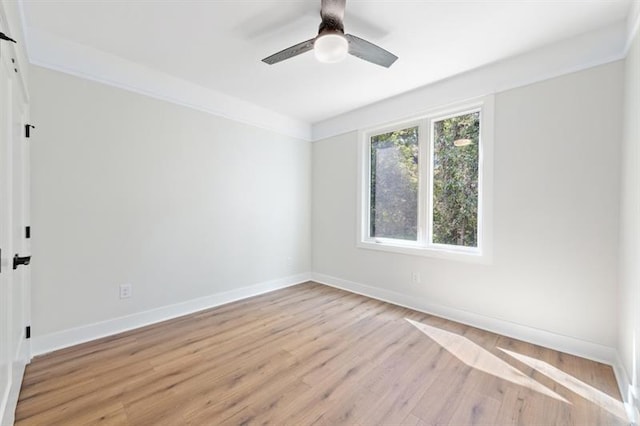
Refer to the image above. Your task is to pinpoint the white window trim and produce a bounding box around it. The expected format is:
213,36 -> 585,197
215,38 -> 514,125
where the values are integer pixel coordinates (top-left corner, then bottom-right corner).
357,95 -> 494,264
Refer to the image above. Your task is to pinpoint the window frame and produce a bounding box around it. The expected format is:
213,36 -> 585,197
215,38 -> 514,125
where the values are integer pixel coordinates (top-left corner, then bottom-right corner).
357,96 -> 494,264
364,118 -> 425,245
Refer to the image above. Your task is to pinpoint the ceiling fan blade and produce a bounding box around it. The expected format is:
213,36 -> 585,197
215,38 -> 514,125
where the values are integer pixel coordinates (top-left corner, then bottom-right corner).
321,0 -> 346,21
345,34 -> 398,68
262,38 -> 315,65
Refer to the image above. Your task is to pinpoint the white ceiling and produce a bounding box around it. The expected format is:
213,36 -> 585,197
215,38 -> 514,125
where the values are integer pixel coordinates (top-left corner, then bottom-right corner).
20,0 -> 633,126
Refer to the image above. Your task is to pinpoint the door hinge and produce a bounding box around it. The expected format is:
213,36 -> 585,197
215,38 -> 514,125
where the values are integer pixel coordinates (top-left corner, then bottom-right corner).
25,226 -> 30,239
25,124 -> 35,138
13,254 -> 31,269
26,326 -> 31,339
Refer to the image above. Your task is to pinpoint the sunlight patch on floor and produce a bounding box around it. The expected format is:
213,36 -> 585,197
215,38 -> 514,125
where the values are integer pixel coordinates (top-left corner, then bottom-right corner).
405,318 -> 569,403
499,348 -> 628,421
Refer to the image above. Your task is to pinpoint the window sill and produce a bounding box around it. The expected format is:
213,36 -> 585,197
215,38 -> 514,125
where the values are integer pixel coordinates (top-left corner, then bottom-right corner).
356,240 -> 492,264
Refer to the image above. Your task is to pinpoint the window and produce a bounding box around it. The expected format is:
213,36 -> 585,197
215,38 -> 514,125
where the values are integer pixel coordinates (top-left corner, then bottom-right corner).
370,126 -> 419,241
358,97 -> 494,262
431,111 -> 480,248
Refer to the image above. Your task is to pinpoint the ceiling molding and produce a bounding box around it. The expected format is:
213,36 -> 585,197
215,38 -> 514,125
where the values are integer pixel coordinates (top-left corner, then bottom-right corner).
25,27 -> 312,141
312,22 -> 627,141
16,0 -> 634,143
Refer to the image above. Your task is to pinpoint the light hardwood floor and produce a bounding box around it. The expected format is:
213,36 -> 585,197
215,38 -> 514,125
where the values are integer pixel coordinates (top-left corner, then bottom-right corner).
16,282 -> 627,425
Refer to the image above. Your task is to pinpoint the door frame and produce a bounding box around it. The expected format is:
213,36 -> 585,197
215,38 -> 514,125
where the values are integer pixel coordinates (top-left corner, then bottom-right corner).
0,4 -> 31,425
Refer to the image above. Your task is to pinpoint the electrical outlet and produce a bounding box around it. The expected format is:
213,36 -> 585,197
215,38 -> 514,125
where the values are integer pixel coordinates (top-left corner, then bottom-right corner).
119,284 -> 132,299
411,272 -> 421,284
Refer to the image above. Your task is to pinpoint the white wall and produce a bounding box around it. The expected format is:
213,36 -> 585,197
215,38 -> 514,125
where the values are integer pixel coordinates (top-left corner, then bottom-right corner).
29,66 -> 311,341
618,18 -> 640,420
313,62 -> 623,353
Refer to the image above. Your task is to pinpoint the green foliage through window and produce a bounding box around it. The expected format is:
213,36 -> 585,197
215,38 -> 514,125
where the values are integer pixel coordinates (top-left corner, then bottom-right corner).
370,126 -> 419,241
366,109 -> 481,250
432,112 -> 480,247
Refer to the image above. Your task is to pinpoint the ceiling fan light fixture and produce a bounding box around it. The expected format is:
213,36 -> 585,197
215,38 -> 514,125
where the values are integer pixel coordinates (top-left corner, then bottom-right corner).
261,0 -> 397,68
314,33 -> 348,63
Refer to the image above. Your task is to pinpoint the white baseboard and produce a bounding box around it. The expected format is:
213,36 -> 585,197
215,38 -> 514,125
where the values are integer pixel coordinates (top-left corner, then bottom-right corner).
311,273 -> 618,365
1,341 -> 28,426
612,352 -> 639,425
25,271 -> 636,424
31,273 -> 312,357
313,273 -> 639,423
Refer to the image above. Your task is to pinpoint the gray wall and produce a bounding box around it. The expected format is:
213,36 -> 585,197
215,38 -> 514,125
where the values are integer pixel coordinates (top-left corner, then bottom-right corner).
312,62 -> 623,349
30,65 -> 311,336
618,25 -> 640,418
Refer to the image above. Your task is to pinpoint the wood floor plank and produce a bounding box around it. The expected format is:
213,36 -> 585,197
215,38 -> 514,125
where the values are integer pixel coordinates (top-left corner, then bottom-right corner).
16,282 -> 627,425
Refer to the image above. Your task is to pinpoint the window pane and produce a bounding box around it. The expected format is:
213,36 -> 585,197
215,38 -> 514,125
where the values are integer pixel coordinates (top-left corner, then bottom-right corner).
432,112 -> 480,247
370,126 -> 419,241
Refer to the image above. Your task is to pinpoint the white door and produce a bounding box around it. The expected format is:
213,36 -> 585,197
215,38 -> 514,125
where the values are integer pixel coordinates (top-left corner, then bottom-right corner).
0,26 -> 30,426
0,29 -> 12,422
11,47 -> 30,363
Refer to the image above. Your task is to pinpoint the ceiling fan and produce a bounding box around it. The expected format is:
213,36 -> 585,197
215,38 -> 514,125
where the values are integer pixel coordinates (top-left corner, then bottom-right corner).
261,0 -> 398,68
